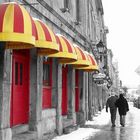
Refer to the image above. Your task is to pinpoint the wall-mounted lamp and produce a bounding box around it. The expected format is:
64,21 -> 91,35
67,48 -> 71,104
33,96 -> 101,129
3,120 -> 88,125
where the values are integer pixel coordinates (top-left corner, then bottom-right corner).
96,40 -> 106,54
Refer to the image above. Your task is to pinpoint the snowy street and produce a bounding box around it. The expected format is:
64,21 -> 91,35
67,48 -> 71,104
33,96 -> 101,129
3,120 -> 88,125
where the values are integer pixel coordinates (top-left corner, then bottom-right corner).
53,102 -> 140,140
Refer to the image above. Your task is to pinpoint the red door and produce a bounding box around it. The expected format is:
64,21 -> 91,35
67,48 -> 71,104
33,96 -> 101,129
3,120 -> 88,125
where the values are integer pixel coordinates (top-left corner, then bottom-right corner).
42,58 -> 52,109
62,66 -> 68,115
11,50 -> 29,127
75,70 -> 79,112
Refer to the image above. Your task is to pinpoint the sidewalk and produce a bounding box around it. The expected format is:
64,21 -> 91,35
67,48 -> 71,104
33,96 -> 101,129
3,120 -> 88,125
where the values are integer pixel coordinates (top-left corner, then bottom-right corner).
52,109 -> 110,140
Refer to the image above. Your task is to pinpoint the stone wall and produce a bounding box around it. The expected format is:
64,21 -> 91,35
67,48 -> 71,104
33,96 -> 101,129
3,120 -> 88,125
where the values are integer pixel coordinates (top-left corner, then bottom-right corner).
41,109 -> 56,134
0,44 -> 12,140
0,1 -> 107,139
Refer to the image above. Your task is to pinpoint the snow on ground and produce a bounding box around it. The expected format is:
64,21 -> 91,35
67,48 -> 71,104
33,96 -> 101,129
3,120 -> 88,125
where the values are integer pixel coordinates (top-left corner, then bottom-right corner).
86,109 -> 110,126
53,128 -> 100,140
52,109 -> 110,140
53,102 -> 140,140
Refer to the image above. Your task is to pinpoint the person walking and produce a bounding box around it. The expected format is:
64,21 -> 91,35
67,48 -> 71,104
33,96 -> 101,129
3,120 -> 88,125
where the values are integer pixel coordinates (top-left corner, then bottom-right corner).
115,93 -> 129,127
106,93 -> 118,127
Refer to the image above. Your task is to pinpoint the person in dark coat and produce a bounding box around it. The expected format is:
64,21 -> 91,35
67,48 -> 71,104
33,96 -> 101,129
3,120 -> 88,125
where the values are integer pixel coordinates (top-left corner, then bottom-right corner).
106,94 -> 118,127
115,93 -> 129,127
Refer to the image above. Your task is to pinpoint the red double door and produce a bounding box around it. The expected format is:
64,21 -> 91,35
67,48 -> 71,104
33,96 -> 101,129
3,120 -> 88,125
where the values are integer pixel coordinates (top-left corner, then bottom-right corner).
61,67 -> 80,115
11,50 -> 29,127
62,66 -> 68,115
75,70 -> 79,112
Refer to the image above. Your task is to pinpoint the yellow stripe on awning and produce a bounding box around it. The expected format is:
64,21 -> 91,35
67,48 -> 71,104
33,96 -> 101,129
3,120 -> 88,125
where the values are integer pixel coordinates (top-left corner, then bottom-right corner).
66,44 -> 90,67
0,2 -> 35,49
34,18 -> 59,55
76,52 -> 99,72
47,34 -> 77,63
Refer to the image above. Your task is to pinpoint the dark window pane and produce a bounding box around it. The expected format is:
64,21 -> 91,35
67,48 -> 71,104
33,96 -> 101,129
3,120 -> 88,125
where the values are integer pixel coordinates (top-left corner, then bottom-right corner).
76,0 -> 80,21
15,62 -> 18,85
43,63 -> 50,86
80,89 -> 83,99
64,0 -> 69,9
20,63 -> 23,85
75,70 -> 79,87
100,56 -> 102,62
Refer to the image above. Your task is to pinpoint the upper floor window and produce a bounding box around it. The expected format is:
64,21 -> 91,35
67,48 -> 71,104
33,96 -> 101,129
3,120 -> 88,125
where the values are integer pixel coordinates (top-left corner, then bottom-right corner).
76,0 -> 80,21
64,0 -> 69,9
61,0 -> 70,12
75,0 -> 81,24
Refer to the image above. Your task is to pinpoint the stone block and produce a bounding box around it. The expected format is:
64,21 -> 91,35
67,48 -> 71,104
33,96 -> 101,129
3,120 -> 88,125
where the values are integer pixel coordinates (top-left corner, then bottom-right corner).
12,131 -> 37,140
73,113 -> 76,125
76,112 -> 85,126
42,108 -> 56,118
63,118 -> 73,128
56,115 -> 63,135
12,124 -> 29,136
63,125 -> 78,134
36,121 -> 43,139
0,128 -> 12,140
41,109 -> 56,134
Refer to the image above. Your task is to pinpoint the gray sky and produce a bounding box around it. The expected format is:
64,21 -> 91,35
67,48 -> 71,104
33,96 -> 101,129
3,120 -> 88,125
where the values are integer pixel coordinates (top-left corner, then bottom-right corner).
102,0 -> 140,88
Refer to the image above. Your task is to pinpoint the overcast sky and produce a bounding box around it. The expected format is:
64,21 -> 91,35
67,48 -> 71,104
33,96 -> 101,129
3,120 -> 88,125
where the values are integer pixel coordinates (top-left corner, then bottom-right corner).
102,0 -> 140,88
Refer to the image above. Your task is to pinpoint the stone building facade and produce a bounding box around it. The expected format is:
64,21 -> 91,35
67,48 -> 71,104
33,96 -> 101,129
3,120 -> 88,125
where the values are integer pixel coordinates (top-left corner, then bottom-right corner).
113,61 -> 120,94
0,0 -> 109,140
107,49 -> 120,95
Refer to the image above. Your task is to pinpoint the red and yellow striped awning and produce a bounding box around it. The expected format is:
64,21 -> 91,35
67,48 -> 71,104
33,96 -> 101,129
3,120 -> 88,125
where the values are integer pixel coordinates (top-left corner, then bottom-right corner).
77,53 -> 99,72
34,18 -> 59,55
67,44 -> 90,67
47,34 -> 77,63
0,2 -> 36,49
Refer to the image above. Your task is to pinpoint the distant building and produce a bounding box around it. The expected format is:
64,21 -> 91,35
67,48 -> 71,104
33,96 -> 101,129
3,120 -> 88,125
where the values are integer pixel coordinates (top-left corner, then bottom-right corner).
107,49 -> 120,95
135,65 -> 140,76
113,61 -> 120,94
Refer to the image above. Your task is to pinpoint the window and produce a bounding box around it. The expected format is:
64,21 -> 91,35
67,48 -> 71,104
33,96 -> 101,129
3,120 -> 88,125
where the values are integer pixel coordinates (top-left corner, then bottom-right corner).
76,0 -> 80,21
75,70 -> 79,112
42,57 -> 52,109
15,62 -> 23,85
15,62 -> 18,85
43,57 -> 52,86
61,0 -> 70,12
100,55 -> 102,62
20,63 -> 23,85
64,0 -> 69,9
75,0 -> 81,24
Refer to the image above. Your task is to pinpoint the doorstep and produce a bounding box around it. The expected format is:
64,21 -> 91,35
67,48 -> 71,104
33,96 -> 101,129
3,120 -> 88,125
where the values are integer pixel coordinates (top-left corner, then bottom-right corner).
12,131 -> 37,140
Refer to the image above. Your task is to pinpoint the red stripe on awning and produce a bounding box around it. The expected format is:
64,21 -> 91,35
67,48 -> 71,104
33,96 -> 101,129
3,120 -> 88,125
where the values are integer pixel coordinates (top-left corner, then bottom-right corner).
0,4 -> 8,32
39,21 -> 52,42
89,55 -> 95,65
33,20 -> 38,40
56,35 -> 63,51
14,4 -> 24,33
61,36 -> 73,53
78,47 -> 86,60
31,18 -> 36,37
